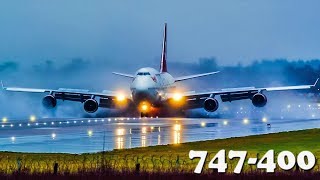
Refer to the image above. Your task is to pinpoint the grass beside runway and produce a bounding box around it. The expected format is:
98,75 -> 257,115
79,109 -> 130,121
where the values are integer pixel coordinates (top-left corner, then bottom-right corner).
112,128 -> 320,155
1,128 -> 320,174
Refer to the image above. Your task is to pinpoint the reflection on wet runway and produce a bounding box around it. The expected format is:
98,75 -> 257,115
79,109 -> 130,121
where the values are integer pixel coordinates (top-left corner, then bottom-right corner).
0,116 -> 320,153
113,121 -> 182,150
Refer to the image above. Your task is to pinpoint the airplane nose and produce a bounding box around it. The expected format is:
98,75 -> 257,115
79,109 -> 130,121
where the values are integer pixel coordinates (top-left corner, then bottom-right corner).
134,85 -> 148,92
131,77 -> 156,103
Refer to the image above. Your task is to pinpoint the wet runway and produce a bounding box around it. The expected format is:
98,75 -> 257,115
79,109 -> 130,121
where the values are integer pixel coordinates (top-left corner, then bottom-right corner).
0,117 -> 320,153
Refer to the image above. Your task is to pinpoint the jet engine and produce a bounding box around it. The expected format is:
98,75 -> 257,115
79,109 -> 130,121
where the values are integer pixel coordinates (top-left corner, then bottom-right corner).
84,99 -> 98,113
42,95 -> 57,108
252,93 -> 267,107
204,98 -> 219,112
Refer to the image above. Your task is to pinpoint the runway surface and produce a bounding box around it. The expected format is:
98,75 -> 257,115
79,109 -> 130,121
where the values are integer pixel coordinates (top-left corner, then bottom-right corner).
0,117 -> 319,153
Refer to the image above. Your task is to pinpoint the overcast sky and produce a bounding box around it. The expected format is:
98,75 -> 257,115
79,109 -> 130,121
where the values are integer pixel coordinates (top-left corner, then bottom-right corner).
0,0 -> 320,66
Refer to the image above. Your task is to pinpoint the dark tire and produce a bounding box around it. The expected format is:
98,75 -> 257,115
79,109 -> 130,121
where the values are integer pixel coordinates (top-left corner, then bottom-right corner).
141,112 -> 150,118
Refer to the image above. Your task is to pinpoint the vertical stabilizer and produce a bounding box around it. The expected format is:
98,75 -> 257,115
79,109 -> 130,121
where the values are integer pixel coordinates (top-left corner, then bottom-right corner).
160,23 -> 167,73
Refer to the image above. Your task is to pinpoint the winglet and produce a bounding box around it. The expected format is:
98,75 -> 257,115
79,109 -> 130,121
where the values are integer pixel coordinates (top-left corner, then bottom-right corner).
314,78 -> 319,87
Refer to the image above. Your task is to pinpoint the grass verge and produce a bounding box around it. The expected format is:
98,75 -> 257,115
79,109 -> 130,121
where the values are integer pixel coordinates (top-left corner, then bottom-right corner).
0,128 -> 320,174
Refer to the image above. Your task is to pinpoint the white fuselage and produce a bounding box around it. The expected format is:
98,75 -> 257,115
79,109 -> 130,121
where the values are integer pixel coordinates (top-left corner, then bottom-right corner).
130,67 -> 175,105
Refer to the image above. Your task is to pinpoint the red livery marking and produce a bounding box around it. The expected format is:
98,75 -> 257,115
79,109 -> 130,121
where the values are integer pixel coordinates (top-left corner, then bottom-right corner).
151,76 -> 157,82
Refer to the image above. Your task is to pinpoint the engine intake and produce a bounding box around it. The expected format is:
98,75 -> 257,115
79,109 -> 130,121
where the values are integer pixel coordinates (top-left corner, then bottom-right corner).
84,99 -> 98,113
204,98 -> 219,112
252,93 -> 267,107
42,95 -> 57,108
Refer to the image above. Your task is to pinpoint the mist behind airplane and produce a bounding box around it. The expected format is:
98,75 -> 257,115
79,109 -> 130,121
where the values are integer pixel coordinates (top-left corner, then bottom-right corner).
2,24 -> 319,117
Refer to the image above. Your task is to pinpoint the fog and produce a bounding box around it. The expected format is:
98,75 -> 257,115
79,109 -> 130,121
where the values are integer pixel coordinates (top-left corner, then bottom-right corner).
0,58 -> 319,119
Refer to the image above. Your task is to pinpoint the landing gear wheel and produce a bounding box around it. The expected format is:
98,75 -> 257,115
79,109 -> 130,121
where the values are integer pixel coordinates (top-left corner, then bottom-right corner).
140,112 -> 149,118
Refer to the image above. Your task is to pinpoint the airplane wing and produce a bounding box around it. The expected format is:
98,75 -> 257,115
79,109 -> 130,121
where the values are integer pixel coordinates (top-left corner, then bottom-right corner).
2,87 -> 116,97
167,78 -> 319,108
174,71 -> 220,82
112,72 -> 135,78
1,83 -> 131,109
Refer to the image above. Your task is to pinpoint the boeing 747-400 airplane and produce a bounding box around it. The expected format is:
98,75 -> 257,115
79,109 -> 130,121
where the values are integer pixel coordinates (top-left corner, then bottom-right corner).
2,24 -> 319,117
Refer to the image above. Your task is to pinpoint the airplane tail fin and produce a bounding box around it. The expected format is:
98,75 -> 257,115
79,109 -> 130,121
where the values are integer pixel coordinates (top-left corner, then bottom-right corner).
160,23 -> 167,73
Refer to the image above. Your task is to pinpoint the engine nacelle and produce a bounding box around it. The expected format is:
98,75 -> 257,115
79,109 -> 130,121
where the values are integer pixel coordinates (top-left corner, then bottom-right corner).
84,99 -> 98,113
204,98 -> 219,112
252,93 -> 267,107
42,95 -> 57,108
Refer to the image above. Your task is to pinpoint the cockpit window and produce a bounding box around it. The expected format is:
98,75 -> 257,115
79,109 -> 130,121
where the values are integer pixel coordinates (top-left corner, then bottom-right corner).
137,72 -> 151,76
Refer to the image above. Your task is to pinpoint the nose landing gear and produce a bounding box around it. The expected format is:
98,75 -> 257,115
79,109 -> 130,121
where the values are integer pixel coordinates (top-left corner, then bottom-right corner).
140,112 -> 149,118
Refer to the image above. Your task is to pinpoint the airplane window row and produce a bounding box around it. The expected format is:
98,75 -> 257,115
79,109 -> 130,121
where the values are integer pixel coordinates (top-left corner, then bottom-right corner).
137,72 -> 151,76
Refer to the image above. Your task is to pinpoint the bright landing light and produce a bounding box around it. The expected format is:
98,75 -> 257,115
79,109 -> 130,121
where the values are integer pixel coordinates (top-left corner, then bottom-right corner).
116,94 -> 126,102
173,93 -> 183,101
223,120 -> 228,125
141,104 -> 148,111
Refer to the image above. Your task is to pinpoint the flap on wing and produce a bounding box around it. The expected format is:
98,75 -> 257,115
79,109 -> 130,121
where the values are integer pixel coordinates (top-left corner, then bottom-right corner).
221,87 -> 255,91
58,88 -> 90,92
102,90 -> 116,94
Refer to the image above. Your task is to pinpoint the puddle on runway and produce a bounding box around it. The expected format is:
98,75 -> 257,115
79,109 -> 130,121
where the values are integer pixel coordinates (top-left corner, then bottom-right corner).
0,117 -> 319,153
